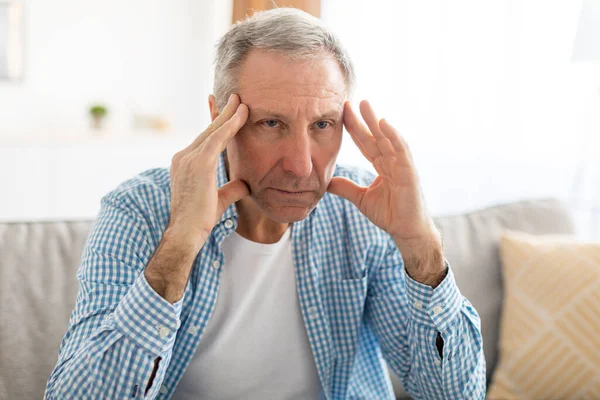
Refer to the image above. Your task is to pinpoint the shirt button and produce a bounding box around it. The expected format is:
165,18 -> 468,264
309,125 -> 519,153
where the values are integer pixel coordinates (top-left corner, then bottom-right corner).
432,305 -> 443,315
435,359 -> 441,366
414,301 -> 423,310
224,219 -> 234,229
188,325 -> 199,335
157,325 -> 170,339
307,306 -> 318,318
160,384 -> 168,394
212,260 -> 221,270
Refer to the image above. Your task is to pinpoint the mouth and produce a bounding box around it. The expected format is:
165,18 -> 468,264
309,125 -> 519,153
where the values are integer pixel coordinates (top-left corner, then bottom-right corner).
273,189 -> 311,195
269,188 -> 316,200
264,188 -> 319,211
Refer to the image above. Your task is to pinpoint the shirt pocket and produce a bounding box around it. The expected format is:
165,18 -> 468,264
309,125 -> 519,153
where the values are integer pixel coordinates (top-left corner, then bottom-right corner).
323,271 -> 368,361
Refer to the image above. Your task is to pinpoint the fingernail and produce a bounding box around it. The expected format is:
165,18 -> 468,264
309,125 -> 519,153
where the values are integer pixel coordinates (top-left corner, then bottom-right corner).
229,93 -> 236,103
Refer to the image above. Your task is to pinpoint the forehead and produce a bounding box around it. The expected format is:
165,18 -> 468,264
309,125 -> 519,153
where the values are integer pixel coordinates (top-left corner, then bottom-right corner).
237,49 -> 346,115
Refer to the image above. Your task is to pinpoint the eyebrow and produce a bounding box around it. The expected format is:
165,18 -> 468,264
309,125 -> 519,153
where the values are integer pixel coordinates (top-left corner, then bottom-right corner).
248,108 -> 342,121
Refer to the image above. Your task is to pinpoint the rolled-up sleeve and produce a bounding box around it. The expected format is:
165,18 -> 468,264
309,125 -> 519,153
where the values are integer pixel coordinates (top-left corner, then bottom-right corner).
365,237 -> 486,400
113,272 -> 182,356
45,195 -> 183,400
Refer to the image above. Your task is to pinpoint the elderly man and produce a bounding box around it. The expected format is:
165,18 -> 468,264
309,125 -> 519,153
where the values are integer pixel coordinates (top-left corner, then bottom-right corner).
46,8 -> 485,400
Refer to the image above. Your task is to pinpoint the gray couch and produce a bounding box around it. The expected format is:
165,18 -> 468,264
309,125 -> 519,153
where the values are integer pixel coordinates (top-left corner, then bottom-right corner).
0,198 -> 575,399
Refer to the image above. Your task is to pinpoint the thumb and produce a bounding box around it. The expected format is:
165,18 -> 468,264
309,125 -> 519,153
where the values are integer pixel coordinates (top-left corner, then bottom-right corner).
218,180 -> 250,215
327,176 -> 365,207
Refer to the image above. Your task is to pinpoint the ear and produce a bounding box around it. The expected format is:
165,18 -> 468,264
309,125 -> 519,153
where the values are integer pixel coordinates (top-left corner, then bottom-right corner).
208,94 -> 220,122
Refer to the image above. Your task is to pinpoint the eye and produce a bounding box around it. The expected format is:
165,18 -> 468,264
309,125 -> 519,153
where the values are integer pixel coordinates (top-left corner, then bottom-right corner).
262,120 -> 280,128
315,121 -> 331,129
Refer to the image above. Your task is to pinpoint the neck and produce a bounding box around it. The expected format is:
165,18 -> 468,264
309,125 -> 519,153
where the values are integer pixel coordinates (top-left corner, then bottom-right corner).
235,197 -> 289,244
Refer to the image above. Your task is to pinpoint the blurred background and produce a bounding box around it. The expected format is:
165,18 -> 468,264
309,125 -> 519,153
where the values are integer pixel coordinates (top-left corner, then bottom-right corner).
1,0 -> 599,239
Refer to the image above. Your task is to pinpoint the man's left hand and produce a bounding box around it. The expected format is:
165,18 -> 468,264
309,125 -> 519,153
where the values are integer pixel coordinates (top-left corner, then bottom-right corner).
327,100 -> 446,287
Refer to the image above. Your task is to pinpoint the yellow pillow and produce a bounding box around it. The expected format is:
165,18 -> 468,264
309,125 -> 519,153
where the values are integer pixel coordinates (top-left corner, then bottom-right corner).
488,231 -> 600,400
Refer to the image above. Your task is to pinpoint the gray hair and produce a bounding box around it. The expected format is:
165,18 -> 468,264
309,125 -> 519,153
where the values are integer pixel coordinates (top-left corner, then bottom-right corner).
213,7 -> 355,110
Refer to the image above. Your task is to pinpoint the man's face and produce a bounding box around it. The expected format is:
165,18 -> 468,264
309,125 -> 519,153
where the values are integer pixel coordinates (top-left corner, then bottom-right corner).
224,49 -> 346,223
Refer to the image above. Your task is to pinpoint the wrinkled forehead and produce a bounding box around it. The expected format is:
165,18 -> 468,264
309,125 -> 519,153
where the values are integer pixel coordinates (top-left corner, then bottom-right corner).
237,49 -> 347,119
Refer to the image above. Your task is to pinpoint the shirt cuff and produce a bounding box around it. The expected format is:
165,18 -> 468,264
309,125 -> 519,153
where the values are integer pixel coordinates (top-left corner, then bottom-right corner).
404,260 -> 463,331
113,272 -> 183,356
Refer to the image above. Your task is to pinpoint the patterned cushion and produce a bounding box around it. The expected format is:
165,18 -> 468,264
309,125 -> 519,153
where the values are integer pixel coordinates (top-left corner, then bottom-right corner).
488,231 -> 600,399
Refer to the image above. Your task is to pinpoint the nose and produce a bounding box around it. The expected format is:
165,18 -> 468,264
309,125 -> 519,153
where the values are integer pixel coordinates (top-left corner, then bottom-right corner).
280,130 -> 313,179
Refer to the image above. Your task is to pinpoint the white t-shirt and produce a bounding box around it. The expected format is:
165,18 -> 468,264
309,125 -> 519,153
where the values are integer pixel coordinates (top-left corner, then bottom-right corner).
171,227 -> 322,400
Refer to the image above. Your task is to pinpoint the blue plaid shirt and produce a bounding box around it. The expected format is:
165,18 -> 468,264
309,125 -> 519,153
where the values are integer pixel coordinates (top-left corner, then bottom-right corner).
46,155 -> 486,399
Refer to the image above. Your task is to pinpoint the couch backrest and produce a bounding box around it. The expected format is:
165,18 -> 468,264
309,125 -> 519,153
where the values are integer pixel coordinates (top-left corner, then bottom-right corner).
0,198 -> 575,399
433,199 -> 575,385
0,220 -> 93,400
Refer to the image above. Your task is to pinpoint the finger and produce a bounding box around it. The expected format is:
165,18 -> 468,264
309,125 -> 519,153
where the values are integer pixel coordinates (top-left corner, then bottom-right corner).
375,134 -> 395,157
326,176 -> 366,207
358,100 -> 396,158
202,103 -> 249,154
359,100 -> 385,140
379,118 -> 414,165
183,94 -> 241,154
217,179 -> 250,215
343,102 -> 380,161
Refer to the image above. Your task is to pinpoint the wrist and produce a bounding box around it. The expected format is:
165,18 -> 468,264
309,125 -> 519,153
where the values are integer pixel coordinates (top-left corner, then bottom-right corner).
144,270 -> 187,304
404,255 -> 447,288
395,232 -> 447,288
393,226 -> 442,261
145,228 -> 205,304
163,224 -> 209,253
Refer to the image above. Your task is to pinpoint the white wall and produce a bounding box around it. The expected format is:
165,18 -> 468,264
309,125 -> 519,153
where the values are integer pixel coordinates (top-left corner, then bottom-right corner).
0,0 -> 233,221
324,0 -> 600,222
0,0 -> 232,137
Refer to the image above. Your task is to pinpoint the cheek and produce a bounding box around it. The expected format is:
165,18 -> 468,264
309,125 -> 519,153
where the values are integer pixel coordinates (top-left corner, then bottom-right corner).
315,129 -> 343,181
226,131 -> 272,180
326,127 -> 343,158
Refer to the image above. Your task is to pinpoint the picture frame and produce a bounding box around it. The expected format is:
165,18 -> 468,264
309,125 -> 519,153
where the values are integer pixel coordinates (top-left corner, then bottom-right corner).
0,1 -> 23,80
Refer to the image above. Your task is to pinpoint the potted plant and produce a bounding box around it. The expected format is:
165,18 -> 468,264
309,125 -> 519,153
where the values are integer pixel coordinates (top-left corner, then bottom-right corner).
89,105 -> 108,130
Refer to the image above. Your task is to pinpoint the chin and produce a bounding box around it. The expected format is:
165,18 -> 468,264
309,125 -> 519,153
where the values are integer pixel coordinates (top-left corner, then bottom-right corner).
263,205 -> 315,223
253,189 -> 322,223
255,196 -> 319,223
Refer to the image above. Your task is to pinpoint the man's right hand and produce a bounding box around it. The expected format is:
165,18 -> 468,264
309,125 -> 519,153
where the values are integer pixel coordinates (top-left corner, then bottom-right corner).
144,94 -> 249,304
166,93 -> 249,251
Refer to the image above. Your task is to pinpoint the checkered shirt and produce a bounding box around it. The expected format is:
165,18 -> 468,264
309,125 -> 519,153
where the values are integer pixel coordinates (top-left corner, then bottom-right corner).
45,154 -> 486,399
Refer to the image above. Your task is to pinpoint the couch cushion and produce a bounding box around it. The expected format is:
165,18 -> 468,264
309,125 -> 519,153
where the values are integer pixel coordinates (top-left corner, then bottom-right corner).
487,231 -> 600,399
0,220 -> 93,400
